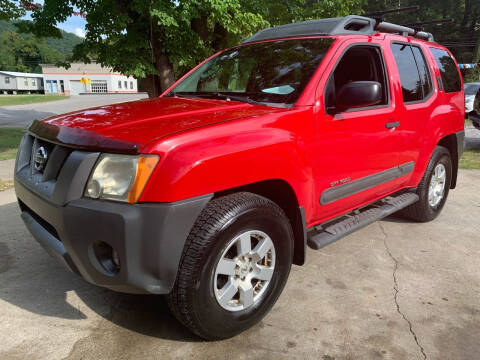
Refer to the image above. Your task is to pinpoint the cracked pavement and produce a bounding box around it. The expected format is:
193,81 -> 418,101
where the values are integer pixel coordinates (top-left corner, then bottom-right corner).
381,223 -> 427,360
0,170 -> 479,359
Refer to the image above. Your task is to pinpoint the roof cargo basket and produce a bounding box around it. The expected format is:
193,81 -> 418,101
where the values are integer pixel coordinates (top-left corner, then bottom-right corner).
243,7 -> 437,44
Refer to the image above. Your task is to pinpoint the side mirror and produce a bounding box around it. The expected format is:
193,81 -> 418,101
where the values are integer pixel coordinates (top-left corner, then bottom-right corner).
336,81 -> 382,111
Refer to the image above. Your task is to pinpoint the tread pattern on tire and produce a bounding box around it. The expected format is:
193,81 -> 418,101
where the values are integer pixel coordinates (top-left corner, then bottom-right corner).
167,192 -> 291,339
402,145 -> 451,222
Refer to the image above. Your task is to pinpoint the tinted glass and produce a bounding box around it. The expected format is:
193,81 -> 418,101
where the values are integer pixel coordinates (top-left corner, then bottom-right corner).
170,38 -> 334,105
411,46 -> 432,98
391,44 -> 423,103
326,46 -> 388,109
430,48 -> 461,93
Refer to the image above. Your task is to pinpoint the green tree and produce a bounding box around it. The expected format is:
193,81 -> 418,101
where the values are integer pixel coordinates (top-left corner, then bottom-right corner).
0,29 -> 64,72
0,0 -> 25,20
10,0 -> 364,96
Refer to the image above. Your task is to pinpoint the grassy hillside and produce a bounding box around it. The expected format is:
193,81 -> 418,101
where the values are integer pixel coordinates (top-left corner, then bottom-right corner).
0,20 -> 82,57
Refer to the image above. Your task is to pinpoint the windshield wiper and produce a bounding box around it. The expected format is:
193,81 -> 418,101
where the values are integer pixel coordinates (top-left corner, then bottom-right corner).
167,92 -> 288,107
193,92 -> 267,106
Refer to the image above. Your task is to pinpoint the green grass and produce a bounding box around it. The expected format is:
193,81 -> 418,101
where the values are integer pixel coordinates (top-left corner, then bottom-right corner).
0,128 -> 25,161
460,150 -> 480,170
0,94 -> 67,107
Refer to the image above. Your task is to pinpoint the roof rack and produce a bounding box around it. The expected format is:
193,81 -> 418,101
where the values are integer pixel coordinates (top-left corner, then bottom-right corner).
243,9 -> 436,44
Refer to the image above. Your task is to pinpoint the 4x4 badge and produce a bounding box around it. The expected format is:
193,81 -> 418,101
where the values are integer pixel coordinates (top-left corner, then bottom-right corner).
34,146 -> 48,172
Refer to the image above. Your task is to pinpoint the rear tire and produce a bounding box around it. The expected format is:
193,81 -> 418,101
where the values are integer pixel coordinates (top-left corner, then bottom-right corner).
167,192 -> 293,340
402,146 -> 452,222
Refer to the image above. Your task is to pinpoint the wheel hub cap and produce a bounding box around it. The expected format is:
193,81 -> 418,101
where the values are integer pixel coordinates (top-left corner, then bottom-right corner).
214,230 -> 276,312
428,163 -> 446,207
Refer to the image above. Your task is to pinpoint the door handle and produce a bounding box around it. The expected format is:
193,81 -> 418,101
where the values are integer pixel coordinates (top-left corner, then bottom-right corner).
385,121 -> 400,129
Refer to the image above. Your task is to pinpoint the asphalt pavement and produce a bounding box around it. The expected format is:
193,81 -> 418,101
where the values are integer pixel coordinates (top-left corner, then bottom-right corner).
0,94 -> 148,128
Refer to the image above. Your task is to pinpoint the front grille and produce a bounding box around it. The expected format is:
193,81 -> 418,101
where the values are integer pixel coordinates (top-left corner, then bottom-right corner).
15,133 -> 99,206
19,135 -> 71,182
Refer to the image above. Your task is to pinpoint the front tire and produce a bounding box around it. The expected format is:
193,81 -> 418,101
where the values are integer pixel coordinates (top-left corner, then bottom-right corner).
402,146 -> 452,222
167,192 -> 293,340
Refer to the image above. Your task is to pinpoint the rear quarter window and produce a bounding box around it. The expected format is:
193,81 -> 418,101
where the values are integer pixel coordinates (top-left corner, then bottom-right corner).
430,48 -> 461,93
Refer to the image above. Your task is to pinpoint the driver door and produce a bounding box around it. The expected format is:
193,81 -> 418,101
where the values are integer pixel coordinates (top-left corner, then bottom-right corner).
311,40 -> 404,222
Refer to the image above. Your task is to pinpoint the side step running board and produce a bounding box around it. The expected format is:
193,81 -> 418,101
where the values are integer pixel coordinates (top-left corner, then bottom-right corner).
307,192 -> 419,250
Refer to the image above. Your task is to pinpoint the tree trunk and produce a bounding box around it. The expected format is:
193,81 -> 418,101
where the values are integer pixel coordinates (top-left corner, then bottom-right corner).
473,34 -> 480,63
147,35 -> 175,98
155,51 -> 175,94
191,14 -> 208,43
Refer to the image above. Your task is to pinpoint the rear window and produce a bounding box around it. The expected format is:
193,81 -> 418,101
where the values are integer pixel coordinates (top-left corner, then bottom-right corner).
391,43 -> 431,103
430,48 -> 461,93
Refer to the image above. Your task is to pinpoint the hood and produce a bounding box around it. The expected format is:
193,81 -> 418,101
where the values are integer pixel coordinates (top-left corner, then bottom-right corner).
35,97 -> 285,151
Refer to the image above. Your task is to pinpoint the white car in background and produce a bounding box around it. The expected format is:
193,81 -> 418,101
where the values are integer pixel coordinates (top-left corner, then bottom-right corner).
465,82 -> 480,114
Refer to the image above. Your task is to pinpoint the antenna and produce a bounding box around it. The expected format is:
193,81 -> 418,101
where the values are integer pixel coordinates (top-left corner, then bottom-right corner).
365,6 -> 420,24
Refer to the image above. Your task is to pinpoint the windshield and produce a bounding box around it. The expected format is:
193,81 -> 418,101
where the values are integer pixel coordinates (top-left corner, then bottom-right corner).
167,38 -> 334,106
464,83 -> 480,95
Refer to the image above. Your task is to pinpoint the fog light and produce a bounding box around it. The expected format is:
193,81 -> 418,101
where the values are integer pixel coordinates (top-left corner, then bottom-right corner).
93,241 -> 120,275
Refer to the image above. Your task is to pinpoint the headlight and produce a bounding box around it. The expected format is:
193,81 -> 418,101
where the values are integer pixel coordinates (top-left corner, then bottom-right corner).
85,154 -> 159,203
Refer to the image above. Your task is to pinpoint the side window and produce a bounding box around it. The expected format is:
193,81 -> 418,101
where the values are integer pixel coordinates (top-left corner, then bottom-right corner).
430,48 -> 461,93
325,46 -> 389,110
391,44 -> 425,103
411,46 -> 432,98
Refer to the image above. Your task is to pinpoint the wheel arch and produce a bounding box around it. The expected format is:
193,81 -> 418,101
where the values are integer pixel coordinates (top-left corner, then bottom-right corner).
214,179 -> 307,266
437,132 -> 462,189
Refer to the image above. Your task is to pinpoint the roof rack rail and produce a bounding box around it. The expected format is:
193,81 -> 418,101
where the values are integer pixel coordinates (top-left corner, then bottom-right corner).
243,12 -> 436,44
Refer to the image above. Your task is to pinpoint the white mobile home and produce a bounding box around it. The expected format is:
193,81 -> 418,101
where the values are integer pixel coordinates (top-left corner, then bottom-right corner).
0,71 -> 44,94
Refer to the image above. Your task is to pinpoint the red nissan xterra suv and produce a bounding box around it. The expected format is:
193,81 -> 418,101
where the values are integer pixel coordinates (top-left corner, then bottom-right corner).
15,16 -> 465,340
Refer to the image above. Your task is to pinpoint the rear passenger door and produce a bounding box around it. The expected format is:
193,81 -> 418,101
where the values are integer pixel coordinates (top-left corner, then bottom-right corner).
389,42 -> 435,174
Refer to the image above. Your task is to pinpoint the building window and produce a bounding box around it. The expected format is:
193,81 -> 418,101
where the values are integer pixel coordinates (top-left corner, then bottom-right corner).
124,81 -> 128,89
5,77 -> 10,84
32,79 -> 36,86
24,78 -> 28,86
118,80 -> 122,89
130,81 -> 133,89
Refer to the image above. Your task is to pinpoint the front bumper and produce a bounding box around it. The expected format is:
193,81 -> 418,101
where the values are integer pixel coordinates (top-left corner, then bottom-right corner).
14,134 -> 212,294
